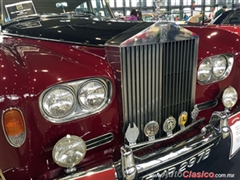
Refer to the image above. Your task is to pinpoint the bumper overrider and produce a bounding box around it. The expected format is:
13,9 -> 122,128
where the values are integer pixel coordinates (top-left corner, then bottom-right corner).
59,109 -> 230,180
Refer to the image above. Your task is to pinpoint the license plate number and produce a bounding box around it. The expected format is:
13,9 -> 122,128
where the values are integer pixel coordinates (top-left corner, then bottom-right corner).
143,147 -> 212,180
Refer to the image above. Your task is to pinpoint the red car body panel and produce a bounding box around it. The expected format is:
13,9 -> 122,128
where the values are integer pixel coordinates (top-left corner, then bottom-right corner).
0,37 -> 123,179
186,26 -> 240,102
1,26 -> 240,179
75,168 -> 116,180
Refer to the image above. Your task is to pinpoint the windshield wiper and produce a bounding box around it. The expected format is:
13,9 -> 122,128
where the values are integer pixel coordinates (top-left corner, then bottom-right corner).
76,11 -> 96,16
41,12 -> 94,19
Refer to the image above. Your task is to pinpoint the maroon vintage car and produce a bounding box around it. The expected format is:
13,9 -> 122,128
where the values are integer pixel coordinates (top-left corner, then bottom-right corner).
1,0 -> 240,180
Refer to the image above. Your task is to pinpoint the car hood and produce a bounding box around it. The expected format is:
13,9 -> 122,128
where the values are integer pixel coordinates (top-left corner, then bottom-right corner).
2,18 -> 154,46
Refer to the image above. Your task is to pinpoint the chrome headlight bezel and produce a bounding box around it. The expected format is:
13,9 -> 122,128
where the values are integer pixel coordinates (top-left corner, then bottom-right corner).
39,78 -> 112,123
197,54 -> 234,85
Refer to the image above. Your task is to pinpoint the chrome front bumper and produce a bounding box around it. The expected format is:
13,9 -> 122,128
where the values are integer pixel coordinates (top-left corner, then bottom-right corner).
60,121 -> 223,180
120,124 -> 222,180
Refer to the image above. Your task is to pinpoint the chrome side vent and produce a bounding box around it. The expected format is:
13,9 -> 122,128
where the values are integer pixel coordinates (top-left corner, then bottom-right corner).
86,133 -> 114,150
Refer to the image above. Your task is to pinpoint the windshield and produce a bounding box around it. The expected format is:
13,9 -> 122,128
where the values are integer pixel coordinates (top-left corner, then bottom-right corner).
0,0 -> 114,24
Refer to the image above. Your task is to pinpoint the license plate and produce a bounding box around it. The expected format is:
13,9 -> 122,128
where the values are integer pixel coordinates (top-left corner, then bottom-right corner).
142,146 -> 212,180
228,111 -> 240,159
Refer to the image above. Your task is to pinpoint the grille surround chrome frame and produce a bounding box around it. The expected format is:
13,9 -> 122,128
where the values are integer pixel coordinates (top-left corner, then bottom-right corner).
105,22 -> 199,144
120,39 -> 198,143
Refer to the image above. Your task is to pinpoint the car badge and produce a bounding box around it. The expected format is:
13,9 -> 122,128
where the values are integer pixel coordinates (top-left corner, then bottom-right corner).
125,123 -> 139,146
144,121 -> 159,141
178,111 -> 188,130
191,105 -> 199,121
163,116 -> 176,136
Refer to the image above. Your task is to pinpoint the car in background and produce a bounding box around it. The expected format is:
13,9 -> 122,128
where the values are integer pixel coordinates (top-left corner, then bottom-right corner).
187,13 -> 210,25
209,9 -> 240,25
1,0 -> 240,180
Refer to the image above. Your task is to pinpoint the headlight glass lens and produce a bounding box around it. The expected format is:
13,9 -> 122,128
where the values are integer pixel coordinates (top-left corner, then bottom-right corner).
212,56 -> 227,78
78,80 -> 107,110
198,59 -> 212,82
42,87 -> 75,118
197,54 -> 234,84
52,135 -> 86,168
222,87 -> 238,108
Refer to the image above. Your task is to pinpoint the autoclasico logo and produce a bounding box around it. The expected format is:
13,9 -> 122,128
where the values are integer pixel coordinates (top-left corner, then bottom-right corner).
145,171 -> 235,179
183,171 -> 214,178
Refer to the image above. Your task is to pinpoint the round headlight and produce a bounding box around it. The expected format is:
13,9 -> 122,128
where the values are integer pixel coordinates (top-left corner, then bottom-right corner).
78,80 -> 107,110
222,86 -> 238,108
212,56 -> 227,78
42,87 -> 76,118
198,59 -> 212,82
52,135 -> 86,168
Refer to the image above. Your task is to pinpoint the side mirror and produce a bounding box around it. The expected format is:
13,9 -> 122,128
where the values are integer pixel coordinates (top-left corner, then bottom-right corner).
229,17 -> 240,24
56,2 -> 68,8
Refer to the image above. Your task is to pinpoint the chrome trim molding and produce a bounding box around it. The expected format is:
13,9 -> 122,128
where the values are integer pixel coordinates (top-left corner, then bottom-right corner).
141,144 -> 214,180
2,32 -> 105,47
122,125 -> 221,179
136,127 -> 219,173
39,78 -> 112,123
86,133 -> 114,150
195,99 -> 218,111
198,54 -> 234,85
191,99 -> 218,120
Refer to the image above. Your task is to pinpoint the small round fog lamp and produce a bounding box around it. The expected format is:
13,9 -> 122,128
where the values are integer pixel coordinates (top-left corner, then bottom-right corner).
52,135 -> 86,168
222,86 -> 238,109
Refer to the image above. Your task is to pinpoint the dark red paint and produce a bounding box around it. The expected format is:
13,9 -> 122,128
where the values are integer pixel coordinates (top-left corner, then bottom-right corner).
1,25 -> 240,179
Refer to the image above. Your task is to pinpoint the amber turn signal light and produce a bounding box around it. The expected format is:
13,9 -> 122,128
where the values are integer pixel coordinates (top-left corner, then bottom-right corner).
3,109 -> 25,136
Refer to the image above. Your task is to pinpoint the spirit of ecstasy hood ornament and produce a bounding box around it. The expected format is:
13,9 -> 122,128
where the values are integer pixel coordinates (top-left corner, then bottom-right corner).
154,0 -> 166,13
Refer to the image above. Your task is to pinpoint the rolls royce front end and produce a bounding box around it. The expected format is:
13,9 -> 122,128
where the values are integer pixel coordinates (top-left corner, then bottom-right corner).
1,0 -> 240,180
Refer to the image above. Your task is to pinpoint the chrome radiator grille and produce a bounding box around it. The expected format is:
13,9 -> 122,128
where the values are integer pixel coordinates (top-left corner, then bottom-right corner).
121,39 -> 198,142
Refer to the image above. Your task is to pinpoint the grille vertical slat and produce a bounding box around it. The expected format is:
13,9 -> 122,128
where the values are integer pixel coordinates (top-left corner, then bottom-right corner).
136,46 -> 141,132
152,45 -> 156,122
140,46 -> 145,140
176,41 -> 181,112
148,46 -> 152,121
121,39 -> 197,142
122,48 -> 128,125
155,44 -> 160,126
177,42 -> 187,108
144,46 -> 148,130
131,47 -> 137,126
